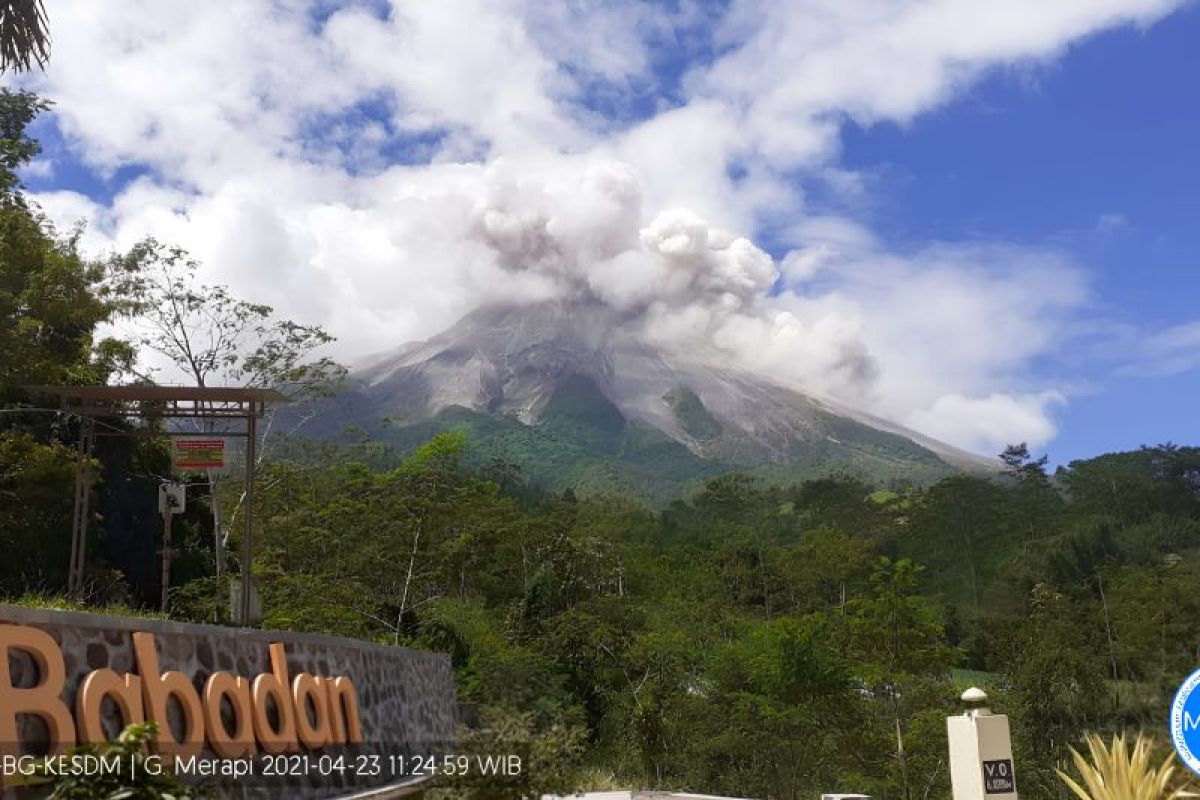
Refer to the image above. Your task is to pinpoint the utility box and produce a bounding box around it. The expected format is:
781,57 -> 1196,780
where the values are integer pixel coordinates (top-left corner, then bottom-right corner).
948,688 -> 1017,799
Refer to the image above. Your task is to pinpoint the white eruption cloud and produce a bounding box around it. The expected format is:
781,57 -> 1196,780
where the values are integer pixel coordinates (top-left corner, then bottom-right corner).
19,0 -> 1186,454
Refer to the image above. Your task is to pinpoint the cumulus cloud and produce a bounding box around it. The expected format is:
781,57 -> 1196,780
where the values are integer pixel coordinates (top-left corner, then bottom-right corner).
906,391 -> 1067,455
17,0 -> 1187,453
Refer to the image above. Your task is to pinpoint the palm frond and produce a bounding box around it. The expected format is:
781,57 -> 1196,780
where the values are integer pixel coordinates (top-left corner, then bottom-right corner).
0,0 -> 50,73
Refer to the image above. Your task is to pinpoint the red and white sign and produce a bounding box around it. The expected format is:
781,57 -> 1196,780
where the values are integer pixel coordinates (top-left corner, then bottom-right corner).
172,439 -> 226,472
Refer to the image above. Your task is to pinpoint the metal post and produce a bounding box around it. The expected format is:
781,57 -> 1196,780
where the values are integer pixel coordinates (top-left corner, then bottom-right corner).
68,448 -> 82,595
160,506 -> 173,612
68,417 -> 95,595
212,465 -> 224,623
240,410 -> 257,626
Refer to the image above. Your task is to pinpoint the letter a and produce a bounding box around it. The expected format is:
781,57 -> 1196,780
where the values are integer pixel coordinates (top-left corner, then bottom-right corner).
133,632 -> 205,762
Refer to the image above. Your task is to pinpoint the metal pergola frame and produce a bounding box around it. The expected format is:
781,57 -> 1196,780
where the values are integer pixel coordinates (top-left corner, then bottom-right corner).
26,385 -> 290,627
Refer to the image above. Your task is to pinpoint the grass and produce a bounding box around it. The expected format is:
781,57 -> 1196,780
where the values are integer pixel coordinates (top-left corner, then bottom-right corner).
949,668 -> 997,690
1,591 -> 168,620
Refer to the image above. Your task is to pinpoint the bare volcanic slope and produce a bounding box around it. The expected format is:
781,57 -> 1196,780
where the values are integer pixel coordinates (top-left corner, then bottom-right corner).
301,300 -> 997,502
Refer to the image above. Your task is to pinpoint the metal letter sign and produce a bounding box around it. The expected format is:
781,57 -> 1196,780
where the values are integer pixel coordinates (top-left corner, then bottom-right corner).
982,760 -> 1015,794
173,438 -> 226,472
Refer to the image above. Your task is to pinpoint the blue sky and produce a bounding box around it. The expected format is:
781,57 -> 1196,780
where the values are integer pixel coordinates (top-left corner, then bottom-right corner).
18,0 -> 1200,460
836,4 -> 1200,464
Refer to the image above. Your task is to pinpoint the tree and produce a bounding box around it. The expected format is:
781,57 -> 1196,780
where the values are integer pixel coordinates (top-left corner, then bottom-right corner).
430,708 -> 586,799
671,613 -> 868,798
849,558 -> 956,800
1060,446 -> 1200,526
0,431 -> 75,592
1003,583 -> 1107,796
0,88 -> 46,195
1000,442 -> 1050,484
0,0 -> 49,74
0,90 -> 134,398
109,239 -> 344,400
778,526 -> 874,614
906,476 -> 1010,607
106,240 -> 345,612
0,90 -> 137,595
0,207 -> 133,398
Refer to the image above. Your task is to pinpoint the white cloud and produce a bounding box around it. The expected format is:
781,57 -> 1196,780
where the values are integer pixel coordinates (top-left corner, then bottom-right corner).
703,0 -> 1179,167
29,189 -> 101,237
906,391 -> 1066,455
19,157 -> 55,179
19,0 -> 1188,453
1119,320 -> 1200,377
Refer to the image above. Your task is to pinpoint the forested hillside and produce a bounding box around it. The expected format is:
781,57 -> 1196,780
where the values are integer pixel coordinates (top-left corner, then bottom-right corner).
219,437 -> 1200,798
9,423 -> 1200,797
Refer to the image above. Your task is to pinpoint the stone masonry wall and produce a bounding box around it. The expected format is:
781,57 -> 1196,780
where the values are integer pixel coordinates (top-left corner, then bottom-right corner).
0,605 -> 459,798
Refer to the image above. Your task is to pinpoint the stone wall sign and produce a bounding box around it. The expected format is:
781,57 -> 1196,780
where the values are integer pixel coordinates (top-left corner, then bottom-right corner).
0,605 -> 458,796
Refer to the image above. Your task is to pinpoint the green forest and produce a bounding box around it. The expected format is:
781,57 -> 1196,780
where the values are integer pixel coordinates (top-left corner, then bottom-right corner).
5,85 -> 1200,800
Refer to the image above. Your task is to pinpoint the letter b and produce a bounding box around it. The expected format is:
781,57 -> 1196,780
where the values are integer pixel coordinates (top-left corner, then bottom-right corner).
0,625 -> 75,759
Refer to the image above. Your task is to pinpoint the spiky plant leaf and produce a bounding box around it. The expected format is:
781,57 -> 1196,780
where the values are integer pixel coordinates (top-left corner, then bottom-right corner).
1056,732 -> 1199,800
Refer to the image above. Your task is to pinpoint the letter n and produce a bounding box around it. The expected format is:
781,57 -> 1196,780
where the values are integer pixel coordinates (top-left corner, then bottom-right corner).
325,676 -> 362,744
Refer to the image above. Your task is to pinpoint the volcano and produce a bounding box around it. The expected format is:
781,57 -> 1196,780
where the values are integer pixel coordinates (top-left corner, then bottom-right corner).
302,300 -> 997,503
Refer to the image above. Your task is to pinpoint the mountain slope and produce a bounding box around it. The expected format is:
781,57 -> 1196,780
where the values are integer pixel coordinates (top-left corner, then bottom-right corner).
302,300 -> 997,502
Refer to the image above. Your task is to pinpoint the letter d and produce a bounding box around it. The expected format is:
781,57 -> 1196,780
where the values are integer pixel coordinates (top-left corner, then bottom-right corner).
251,643 -> 297,754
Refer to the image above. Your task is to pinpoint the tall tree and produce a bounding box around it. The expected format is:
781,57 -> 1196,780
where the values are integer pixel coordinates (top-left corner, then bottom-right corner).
0,90 -> 136,594
850,558 -> 955,800
1000,442 -> 1050,484
0,90 -> 134,398
106,240 -> 345,607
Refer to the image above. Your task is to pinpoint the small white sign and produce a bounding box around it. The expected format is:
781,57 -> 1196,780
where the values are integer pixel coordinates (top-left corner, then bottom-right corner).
158,482 -> 186,515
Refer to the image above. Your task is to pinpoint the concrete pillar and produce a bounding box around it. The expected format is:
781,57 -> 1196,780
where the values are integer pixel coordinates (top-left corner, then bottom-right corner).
947,687 -> 1017,799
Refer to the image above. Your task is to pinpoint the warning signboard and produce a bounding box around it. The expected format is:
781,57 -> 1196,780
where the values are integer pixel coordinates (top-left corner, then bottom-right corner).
172,439 -> 227,472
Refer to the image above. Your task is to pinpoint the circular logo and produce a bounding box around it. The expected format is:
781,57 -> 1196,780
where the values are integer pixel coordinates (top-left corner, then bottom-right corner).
1170,668 -> 1200,776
